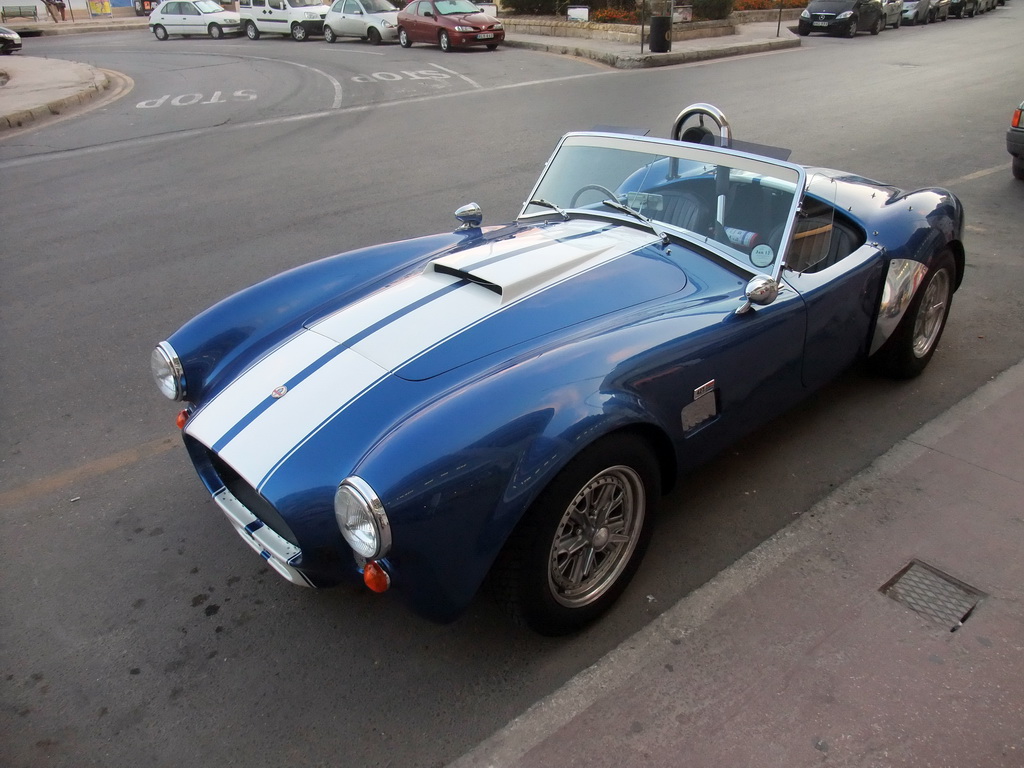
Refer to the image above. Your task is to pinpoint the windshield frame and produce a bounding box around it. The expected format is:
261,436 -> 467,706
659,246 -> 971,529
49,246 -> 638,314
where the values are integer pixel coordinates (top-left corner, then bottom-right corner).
518,132 -> 808,280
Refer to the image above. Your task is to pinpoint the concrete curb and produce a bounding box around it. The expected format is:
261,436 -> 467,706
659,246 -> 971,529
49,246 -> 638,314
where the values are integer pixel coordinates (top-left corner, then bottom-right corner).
0,62 -> 112,131
502,33 -> 800,69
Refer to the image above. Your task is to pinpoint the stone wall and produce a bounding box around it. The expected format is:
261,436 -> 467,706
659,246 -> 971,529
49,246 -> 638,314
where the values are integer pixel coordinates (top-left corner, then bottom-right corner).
498,16 -> 735,44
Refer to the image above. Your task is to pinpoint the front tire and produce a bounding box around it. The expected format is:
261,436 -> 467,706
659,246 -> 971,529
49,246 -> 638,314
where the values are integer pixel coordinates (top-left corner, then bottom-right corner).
491,435 -> 659,636
208,23 -> 223,38
291,22 -> 307,41
324,24 -> 336,42
245,20 -> 260,39
367,26 -> 382,44
871,14 -> 883,33
439,29 -> 451,51
846,16 -> 858,36
873,251 -> 955,379
398,26 -> 411,47
153,24 -> 168,40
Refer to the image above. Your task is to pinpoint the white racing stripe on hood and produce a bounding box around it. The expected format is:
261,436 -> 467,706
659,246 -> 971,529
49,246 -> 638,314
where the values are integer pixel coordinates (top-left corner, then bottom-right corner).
187,220 -> 659,491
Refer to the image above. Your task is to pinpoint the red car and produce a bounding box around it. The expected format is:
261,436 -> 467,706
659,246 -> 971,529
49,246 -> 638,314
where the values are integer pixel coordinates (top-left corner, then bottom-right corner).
397,0 -> 503,51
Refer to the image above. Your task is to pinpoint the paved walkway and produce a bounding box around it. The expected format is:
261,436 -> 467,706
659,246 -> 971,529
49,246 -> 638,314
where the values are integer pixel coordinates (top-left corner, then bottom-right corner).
0,16 -> 800,131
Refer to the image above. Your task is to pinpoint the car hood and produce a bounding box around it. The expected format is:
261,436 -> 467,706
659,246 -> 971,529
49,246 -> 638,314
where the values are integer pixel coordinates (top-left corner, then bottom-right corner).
304,219 -> 686,381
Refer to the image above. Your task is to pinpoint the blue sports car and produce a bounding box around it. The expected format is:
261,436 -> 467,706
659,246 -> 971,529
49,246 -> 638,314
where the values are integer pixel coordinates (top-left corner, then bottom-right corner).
151,104 -> 966,635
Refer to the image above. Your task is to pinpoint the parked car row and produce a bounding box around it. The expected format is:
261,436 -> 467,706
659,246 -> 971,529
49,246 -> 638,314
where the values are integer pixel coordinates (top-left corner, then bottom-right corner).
148,0 -> 504,50
798,0 -> 1007,36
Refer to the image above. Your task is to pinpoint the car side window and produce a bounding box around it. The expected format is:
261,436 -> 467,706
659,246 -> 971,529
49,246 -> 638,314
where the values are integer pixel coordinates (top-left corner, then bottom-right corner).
252,0 -> 265,7
269,0 -> 285,8
418,1 -> 432,15
182,2 -> 200,14
342,0 -> 359,11
164,2 -> 181,11
329,0 -> 342,10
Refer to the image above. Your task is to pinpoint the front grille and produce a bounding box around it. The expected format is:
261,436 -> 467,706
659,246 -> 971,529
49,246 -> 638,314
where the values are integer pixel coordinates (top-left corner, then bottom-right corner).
208,452 -> 300,546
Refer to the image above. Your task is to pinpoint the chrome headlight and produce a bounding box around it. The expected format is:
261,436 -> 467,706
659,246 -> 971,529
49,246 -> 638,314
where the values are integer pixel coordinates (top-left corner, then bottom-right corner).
800,8 -> 810,17
837,10 -> 853,17
334,477 -> 391,560
492,21 -> 502,28
151,341 -> 185,401
454,24 -> 474,31
380,18 -> 394,27
303,10 -> 318,18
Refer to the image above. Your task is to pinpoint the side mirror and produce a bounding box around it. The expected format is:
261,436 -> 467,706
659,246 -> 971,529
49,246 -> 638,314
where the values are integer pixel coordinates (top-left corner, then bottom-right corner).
735,274 -> 779,314
455,202 -> 482,231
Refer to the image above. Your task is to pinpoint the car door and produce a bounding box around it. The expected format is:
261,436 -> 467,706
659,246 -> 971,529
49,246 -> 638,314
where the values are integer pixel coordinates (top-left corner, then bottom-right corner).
336,0 -> 365,36
413,0 -> 437,41
178,0 -> 205,34
163,1 -> 190,33
259,0 -> 290,34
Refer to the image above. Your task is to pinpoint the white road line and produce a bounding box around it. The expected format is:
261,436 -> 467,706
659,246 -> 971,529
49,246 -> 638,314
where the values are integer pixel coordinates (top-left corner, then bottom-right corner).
0,69 -> 609,169
432,63 -> 480,89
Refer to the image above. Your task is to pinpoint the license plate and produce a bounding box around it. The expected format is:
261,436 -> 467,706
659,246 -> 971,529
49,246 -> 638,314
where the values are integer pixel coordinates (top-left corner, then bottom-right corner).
477,32 -> 494,39
812,20 -> 829,25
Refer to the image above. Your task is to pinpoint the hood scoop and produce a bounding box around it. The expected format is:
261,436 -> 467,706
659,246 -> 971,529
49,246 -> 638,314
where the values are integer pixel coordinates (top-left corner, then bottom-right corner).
428,221 -> 642,304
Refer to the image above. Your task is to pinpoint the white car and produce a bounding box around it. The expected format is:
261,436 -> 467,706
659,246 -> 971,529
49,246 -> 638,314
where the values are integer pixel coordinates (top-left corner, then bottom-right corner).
150,0 -> 242,39
323,0 -> 399,44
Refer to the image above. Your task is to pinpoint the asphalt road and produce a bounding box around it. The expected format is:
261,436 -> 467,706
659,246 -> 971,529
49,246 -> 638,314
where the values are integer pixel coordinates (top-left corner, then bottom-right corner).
2,12 -> 1024,768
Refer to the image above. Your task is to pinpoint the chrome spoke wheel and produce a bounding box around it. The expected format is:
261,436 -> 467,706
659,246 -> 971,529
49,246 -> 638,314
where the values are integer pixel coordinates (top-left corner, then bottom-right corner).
547,465 -> 645,608
911,268 -> 951,358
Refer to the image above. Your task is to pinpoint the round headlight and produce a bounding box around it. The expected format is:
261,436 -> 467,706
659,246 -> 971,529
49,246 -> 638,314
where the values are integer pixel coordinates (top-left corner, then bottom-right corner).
151,342 -> 185,401
334,477 -> 391,560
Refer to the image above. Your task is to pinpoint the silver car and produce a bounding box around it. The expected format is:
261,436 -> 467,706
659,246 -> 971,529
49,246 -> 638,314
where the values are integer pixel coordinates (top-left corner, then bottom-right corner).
323,0 -> 399,44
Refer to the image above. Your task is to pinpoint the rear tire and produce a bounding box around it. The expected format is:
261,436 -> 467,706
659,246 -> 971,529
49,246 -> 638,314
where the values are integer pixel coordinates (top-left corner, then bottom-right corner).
1012,156 -> 1024,180
245,20 -> 260,39
872,251 -> 955,379
491,434 -> 659,636
324,24 -> 336,42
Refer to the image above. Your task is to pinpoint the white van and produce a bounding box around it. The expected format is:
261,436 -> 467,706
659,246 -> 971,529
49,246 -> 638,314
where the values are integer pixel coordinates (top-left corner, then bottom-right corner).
238,0 -> 330,40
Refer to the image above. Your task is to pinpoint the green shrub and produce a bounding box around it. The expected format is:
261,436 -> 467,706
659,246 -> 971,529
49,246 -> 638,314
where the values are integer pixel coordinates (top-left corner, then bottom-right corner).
691,0 -> 733,19
500,0 -> 561,13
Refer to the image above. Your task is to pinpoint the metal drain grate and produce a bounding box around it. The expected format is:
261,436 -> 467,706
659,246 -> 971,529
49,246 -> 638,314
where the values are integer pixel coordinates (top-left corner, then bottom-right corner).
881,560 -> 986,632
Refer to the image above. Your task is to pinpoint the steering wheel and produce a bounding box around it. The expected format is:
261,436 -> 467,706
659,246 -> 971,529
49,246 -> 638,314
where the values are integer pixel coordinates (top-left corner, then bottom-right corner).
570,184 -> 618,207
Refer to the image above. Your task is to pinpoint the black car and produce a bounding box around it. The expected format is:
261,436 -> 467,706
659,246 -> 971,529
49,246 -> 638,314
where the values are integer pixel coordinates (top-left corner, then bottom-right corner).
799,0 -> 887,36
0,25 -> 21,54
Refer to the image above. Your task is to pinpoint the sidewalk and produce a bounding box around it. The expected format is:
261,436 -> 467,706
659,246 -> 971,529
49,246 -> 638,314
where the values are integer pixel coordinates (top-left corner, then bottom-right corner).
450,359 -> 1024,767
0,16 -> 800,132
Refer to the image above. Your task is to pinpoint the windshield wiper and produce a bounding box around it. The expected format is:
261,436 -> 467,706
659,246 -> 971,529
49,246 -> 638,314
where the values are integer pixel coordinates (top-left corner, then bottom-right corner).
601,199 -> 669,245
528,198 -> 569,221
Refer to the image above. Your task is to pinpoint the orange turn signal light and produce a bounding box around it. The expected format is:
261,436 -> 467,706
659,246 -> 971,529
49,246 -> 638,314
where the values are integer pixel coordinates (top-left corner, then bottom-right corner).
363,561 -> 391,593
1014,109 -> 1023,129
176,409 -> 189,430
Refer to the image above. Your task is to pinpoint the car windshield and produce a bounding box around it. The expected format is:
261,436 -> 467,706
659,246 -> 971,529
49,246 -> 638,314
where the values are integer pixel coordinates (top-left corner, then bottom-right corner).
363,0 -> 395,10
434,0 -> 481,13
521,133 -> 806,275
195,0 -> 224,10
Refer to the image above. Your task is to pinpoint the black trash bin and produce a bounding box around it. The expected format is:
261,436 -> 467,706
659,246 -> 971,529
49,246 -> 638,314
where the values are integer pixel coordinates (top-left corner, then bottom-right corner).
648,15 -> 672,53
